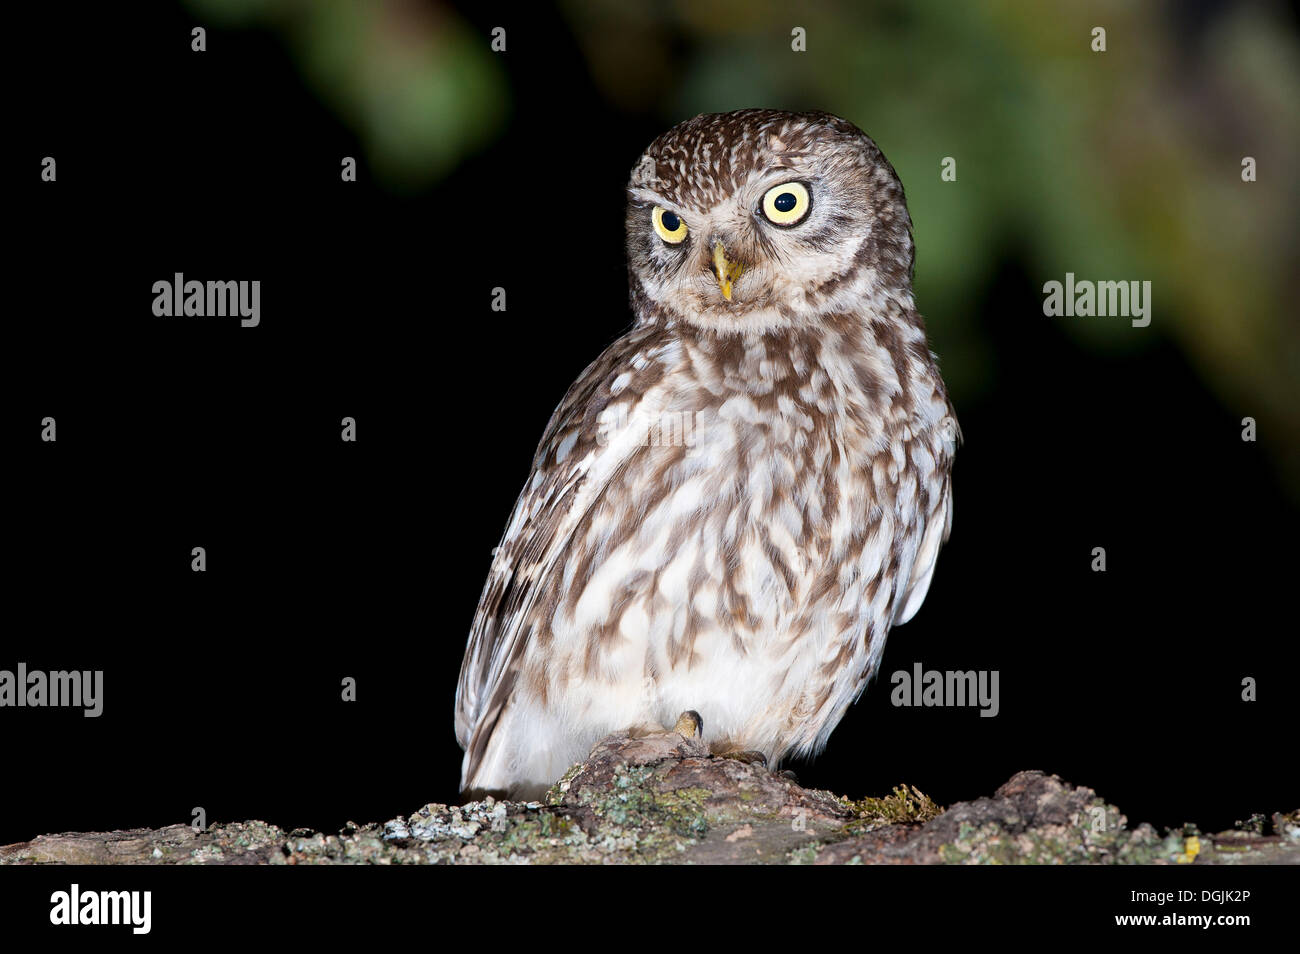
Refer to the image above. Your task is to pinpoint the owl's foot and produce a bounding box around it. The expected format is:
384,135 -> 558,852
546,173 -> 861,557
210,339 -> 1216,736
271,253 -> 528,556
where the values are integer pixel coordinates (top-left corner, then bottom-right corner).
672,714 -> 784,775
672,710 -> 703,739
675,712 -> 771,766
711,743 -> 798,781
628,711 -> 700,740
709,745 -> 768,767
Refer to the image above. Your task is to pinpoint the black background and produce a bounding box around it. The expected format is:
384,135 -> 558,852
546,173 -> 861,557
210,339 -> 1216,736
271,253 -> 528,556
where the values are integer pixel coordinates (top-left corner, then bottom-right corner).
5,1 -> 1296,849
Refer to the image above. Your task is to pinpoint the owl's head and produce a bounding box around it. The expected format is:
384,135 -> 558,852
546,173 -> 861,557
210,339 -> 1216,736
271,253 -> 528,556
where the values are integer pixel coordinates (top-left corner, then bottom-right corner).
626,109 -> 915,334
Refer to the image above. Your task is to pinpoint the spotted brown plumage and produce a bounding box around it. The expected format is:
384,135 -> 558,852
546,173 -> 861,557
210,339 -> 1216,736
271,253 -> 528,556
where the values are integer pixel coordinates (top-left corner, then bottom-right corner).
456,109 -> 959,798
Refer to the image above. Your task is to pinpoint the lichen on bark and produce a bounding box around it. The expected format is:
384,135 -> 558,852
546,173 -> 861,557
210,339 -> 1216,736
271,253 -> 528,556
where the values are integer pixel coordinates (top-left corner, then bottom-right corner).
3,728 -> 1296,865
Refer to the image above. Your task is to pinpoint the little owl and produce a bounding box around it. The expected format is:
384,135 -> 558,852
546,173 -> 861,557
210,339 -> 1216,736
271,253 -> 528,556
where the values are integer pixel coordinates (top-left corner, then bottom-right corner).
456,109 -> 958,798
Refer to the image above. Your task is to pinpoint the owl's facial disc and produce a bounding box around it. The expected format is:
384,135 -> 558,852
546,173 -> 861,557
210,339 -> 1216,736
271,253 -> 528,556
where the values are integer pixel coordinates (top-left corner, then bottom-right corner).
627,110 -> 922,332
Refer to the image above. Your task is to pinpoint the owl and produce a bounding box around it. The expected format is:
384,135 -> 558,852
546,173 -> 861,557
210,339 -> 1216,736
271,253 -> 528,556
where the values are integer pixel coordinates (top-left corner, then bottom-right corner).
456,109 -> 958,799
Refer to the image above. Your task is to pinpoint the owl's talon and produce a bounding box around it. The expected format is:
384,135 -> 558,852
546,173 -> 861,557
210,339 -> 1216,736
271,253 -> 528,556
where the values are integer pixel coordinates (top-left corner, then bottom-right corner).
778,768 -> 800,784
672,710 -> 703,740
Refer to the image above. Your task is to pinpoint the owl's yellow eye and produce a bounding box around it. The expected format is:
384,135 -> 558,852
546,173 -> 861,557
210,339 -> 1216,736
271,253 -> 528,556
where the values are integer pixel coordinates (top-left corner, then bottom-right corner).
652,206 -> 689,244
761,182 -> 811,226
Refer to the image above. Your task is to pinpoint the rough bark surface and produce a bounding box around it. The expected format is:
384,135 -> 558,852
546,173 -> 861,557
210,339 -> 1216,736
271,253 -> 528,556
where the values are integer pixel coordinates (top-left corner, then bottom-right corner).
4,729 -> 1296,865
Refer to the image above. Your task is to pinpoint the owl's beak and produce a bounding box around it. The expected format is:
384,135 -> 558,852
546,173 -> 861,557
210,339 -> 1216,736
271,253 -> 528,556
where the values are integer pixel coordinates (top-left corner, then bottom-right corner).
710,240 -> 746,302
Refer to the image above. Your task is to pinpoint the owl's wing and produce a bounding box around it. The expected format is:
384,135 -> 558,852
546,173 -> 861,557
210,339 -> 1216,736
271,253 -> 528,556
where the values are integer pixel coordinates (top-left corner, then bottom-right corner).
454,325 -> 669,783
894,412 -> 959,625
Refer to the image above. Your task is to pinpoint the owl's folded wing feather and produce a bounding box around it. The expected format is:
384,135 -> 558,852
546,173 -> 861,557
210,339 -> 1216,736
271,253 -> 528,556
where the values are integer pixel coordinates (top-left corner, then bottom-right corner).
894,475 -> 952,624
454,327 -> 668,782
895,412 -> 959,625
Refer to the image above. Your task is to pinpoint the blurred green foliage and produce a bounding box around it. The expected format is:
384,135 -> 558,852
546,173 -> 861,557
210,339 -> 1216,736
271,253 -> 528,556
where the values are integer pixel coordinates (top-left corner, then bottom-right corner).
185,0 -> 507,189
